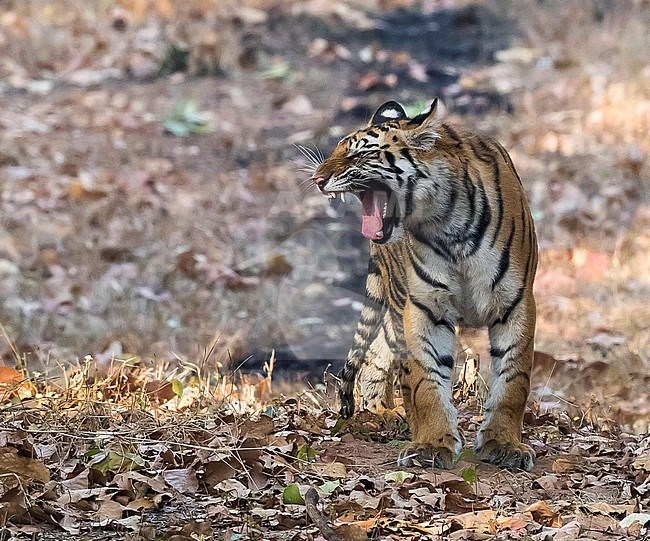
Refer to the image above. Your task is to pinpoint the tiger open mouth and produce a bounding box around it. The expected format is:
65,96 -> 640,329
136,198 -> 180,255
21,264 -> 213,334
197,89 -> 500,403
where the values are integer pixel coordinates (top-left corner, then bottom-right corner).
325,186 -> 398,243
360,189 -> 397,243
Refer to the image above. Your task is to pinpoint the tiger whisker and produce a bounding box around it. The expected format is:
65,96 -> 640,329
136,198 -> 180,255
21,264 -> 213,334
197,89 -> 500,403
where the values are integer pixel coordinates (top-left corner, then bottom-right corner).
294,143 -> 323,167
293,144 -> 317,164
313,143 -> 324,163
304,144 -> 324,165
294,143 -> 320,165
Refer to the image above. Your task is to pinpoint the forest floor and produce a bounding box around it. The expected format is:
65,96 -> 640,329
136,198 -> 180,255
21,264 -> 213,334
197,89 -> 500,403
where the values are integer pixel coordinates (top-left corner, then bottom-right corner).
0,0 -> 649,539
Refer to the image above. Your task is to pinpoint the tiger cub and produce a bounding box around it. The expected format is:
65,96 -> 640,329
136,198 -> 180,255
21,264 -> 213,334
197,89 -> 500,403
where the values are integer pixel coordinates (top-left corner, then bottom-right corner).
311,99 -> 538,471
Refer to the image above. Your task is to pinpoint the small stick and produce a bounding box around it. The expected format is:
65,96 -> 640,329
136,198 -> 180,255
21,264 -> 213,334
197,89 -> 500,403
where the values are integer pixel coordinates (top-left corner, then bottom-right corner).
305,488 -> 343,541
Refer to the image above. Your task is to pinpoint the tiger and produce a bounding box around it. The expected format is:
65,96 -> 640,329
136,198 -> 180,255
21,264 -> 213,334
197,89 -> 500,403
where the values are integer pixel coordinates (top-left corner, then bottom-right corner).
309,98 -> 538,471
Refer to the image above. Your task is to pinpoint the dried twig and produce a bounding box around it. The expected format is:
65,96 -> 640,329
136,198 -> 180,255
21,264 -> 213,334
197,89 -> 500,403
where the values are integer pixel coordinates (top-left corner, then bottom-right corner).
305,488 -> 343,541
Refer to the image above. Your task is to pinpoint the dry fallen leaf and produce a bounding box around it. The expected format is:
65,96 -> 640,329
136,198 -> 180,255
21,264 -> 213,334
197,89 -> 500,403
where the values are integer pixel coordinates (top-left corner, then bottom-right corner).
0,447 -> 50,484
162,468 -> 199,494
525,500 -> 563,528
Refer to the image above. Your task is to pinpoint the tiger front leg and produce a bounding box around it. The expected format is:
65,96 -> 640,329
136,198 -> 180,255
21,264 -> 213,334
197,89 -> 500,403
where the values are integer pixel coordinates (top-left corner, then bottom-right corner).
476,291 -> 536,471
397,297 -> 462,469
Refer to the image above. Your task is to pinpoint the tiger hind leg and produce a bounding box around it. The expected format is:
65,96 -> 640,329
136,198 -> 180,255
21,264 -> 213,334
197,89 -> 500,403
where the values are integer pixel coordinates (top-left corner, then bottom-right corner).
476,291 -> 536,471
357,325 -> 397,414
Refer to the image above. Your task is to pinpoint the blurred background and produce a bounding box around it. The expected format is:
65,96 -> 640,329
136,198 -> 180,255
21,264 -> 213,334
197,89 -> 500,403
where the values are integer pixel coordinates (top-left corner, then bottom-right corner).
0,0 -> 648,426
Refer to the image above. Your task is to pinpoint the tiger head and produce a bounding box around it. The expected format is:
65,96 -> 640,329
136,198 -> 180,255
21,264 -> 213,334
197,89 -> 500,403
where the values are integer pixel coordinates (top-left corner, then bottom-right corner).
311,99 -> 444,244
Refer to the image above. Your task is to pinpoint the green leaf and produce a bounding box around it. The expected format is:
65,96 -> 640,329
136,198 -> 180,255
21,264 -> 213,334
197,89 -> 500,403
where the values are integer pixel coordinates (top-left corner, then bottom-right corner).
384,470 -> 414,483
282,483 -> 305,505
260,60 -> 292,80
296,444 -> 316,462
387,439 -> 409,448
87,450 -> 145,474
163,100 -> 213,137
171,378 -> 184,398
163,119 -> 190,137
263,405 -> 279,418
330,417 -> 345,436
319,480 -> 340,494
460,466 -> 476,484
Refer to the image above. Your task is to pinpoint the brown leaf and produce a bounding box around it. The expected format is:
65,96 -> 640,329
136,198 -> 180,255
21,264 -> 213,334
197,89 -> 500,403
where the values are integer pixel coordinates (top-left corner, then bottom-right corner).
94,499 -> 125,522
162,468 -> 199,495
525,501 -> 563,528
443,492 -> 490,513
312,462 -> 347,479
0,447 -> 50,484
0,366 -> 22,385
145,380 -> 176,404
263,254 -> 294,277
240,415 -> 275,438
533,474 -> 561,492
552,457 -> 581,473
68,180 -> 107,201
203,459 -> 239,487
333,523 -> 369,541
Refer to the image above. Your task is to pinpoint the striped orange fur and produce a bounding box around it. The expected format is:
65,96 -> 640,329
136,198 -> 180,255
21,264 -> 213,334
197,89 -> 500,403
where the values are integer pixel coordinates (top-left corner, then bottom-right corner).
311,99 -> 538,471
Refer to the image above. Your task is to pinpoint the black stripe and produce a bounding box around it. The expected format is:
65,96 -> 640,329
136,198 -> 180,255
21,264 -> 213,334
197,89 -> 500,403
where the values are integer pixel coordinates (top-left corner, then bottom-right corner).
386,268 -> 408,304
491,217 -> 516,290
410,299 -> 456,335
420,341 -> 455,369
366,130 -> 378,138
505,370 -> 530,383
466,138 -> 494,164
411,230 -> 457,263
442,124 -> 463,147
491,158 -> 504,248
497,366 -> 530,383
462,165 -> 477,232
367,257 -> 381,276
384,151 -> 404,175
490,344 -> 514,359
466,178 -> 492,256
404,173 -> 417,218
441,182 -> 458,223
494,287 -> 525,326
494,142 -> 523,187
520,207 -> 528,249
400,148 -> 421,174
407,248 -> 450,290
412,356 -> 450,380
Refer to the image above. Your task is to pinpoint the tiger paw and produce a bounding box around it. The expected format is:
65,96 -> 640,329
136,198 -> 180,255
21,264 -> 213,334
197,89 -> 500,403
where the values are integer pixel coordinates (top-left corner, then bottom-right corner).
476,439 -> 535,471
338,390 -> 355,419
397,443 -> 454,469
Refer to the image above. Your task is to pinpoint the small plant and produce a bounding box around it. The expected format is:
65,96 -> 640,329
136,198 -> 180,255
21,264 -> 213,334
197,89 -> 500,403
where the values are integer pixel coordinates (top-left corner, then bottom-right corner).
157,42 -> 190,76
260,59 -> 294,81
163,100 -> 213,137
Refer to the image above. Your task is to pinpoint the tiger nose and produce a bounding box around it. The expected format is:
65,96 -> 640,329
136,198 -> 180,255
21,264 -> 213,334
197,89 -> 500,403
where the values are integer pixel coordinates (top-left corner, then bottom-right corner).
311,173 -> 330,189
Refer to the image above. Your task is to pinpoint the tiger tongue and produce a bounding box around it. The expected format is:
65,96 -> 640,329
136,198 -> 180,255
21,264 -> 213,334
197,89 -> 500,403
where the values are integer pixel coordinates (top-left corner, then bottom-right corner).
361,190 -> 388,240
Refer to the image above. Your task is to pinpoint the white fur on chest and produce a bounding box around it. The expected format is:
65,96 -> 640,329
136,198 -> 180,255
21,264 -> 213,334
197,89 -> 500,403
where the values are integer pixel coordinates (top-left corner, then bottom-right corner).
410,242 -> 508,328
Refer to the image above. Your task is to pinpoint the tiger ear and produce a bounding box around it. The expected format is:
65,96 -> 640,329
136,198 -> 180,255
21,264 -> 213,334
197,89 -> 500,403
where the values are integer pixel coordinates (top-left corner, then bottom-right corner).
406,98 -> 445,129
370,101 -> 407,125
403,98 -> 445,150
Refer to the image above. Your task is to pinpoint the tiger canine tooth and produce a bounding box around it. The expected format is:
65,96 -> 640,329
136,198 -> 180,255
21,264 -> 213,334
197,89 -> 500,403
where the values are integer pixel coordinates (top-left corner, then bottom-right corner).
341,193 -> 346,203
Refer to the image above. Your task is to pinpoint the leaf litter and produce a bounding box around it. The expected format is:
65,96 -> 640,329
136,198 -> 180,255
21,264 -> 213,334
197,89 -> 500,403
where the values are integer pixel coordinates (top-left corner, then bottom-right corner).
0,360 -> 648,540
